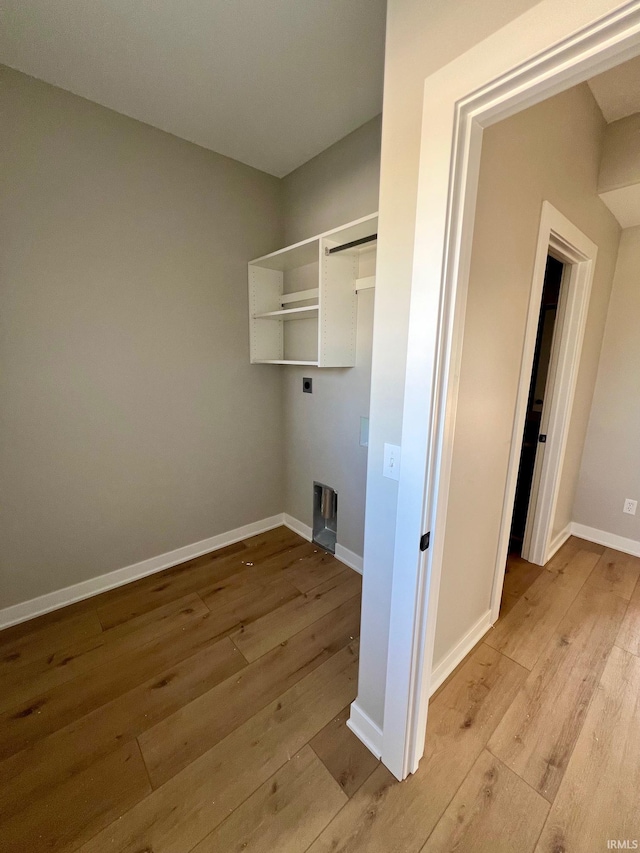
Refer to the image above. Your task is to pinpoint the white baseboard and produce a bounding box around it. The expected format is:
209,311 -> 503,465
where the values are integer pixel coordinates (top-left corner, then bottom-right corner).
283,514 -> 363,575
283,513 -> 312,541
347,700 -> 383,759
335,544 -> 363,575
2,511 -> 365,631
570,522 -> 640,558
545,524 -> 572,562
0,514 -> 284,631
429,609 -> 493,696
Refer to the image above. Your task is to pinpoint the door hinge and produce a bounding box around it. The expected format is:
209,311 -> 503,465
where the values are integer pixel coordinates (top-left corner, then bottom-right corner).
538,434 -> 547,443
420,531 -> 431,551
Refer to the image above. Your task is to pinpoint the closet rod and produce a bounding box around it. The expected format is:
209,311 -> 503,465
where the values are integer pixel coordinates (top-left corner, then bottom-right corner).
325,233 -> 377,255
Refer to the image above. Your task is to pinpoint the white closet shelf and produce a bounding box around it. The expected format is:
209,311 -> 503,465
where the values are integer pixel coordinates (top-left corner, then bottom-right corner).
252,359 -> 320,366
254,305 -> 319,320
280,288 -> 319,305
355,275 -> 375,292
248,212 -> 377,367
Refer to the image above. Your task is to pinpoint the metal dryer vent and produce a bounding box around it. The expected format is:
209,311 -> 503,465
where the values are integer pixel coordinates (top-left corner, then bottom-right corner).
313,482 -> 337,554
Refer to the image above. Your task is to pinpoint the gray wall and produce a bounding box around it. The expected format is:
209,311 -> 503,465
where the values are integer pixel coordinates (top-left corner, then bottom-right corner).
281,117 -> 382,555
573,225 -> 640,543
0,66 -> 284,609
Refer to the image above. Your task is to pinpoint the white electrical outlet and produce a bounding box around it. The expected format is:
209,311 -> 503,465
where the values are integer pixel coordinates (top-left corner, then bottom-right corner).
623,498 -> 637,515
383,443 -> 401,481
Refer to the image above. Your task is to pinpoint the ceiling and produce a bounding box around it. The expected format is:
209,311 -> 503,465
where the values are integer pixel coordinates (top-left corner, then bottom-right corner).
0,0 -> 386,177
587,55 -> 640,123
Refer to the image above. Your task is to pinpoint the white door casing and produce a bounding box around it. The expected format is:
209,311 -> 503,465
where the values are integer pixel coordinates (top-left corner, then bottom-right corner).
492,204 -> 597,624
522,215 -> 597,566
520,253 -> 570,567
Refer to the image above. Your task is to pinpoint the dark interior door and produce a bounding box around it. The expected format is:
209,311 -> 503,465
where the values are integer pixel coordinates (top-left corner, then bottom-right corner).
509,255 -> 564,555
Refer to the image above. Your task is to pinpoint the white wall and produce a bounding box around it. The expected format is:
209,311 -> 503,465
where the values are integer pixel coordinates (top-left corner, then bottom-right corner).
281,118 -> 381,556
357,0 -> 544,732
597,112 -> 640,229
432,84 -> 620,667
598,113 -> 640,192
573,225 -> 640,546
0,66 -> 284,609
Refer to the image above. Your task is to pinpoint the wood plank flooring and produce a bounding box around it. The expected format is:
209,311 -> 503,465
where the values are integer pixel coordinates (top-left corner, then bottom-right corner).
1,529 -> 638,852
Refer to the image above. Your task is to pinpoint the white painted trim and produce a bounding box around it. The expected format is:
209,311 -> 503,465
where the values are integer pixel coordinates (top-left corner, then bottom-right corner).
347,701 -> 383,759
571,522 -> 640,558
521,247 -> 572,564
2,510 -> 365,632
282,513 -> 312,541
429,610 -> 492,697
489,205 -> 597,625
335,544 -> 363,575
381,0 -> 640,781
525,222 -> 597,566
283,514 -> 363,574
546,525 -> 573,561
0,515 -> 284,630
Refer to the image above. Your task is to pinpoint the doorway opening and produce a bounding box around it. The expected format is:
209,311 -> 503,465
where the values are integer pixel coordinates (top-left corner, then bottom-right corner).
488,202 -> 597,629
509,254 -> 564,557
378,0 -> 639,780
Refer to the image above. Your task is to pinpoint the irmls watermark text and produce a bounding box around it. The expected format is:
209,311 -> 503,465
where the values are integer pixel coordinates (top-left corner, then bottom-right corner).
607,842 -> 639,850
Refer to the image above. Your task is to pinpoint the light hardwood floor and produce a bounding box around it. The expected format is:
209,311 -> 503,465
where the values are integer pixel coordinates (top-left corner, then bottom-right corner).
1,528 -> 638,852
